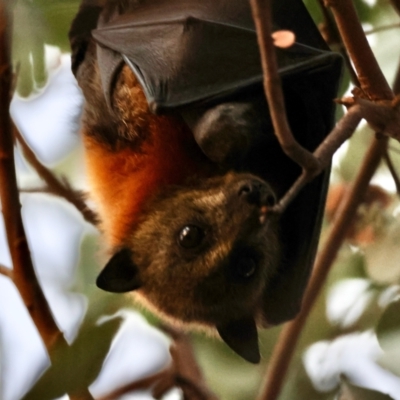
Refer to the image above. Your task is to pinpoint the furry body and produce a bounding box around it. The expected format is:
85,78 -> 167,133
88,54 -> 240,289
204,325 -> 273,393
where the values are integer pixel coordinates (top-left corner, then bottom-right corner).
79,50 -> 280,316
70,0 -> 342,362
82,64 -> 212,246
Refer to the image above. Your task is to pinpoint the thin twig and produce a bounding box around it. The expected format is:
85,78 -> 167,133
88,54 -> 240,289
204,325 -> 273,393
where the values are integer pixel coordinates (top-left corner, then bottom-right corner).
97,370 -> 172,400
163,326 -> 219,400
364,22 -> 400,35
384,150 -> 400,195
258,135 -> 388,400
274,105 -> 362,212
0,264 -> 13,278
249,0 -> 320,173
0,0 -> 64,349
97,328 -> 218,400
325,0 -> 393,100
14,125 -> 98,226
316,0 -> 360,85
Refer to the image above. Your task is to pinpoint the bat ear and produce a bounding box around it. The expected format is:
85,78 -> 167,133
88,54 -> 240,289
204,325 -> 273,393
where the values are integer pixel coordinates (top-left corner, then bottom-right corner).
216,316 -> 260,364
96,248 -> 142,293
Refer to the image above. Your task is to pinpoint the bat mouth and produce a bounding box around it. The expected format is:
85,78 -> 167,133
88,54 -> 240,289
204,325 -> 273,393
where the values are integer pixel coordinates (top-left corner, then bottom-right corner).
259,205 -> 270,225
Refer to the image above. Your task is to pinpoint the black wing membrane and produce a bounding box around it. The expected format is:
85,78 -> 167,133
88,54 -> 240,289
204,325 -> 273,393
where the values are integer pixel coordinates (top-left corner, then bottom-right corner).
93,14 -> 338,112
92,0 -> 341,112
70,0 -> 343,325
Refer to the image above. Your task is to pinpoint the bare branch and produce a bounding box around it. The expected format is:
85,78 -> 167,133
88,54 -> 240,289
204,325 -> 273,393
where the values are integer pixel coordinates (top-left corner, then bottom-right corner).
0,1 -> 64,349
339,96 -> 400,141
14,126 -> 98,226
364,22 -> 400,35
0,264 -> 13,279
168,327 -> 218,400
384,151 -> 400,195
258,135 -> 388,400
249,0 -> 320,174
324,0 -> 393,100
97,327 -> 218,400
97,370 -> 170,400
257,1 -> 396,396
316,0 -> 360,85
274,105 -> 362,212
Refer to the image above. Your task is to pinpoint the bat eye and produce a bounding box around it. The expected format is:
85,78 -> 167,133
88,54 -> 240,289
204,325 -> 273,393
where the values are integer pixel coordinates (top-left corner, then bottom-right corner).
178,225 -> 205,248
235,257 -> 256,279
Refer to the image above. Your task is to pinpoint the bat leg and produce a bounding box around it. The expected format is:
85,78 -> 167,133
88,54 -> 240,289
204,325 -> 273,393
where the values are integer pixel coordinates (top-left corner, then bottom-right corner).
183,102 -> 269,166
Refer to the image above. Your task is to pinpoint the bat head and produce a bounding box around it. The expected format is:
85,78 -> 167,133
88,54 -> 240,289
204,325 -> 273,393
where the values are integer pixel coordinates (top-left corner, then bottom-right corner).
97,172 -> 280,363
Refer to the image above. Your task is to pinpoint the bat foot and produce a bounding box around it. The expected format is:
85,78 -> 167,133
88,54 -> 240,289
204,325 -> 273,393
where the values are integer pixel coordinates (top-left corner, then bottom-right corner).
186,102 -> 265,166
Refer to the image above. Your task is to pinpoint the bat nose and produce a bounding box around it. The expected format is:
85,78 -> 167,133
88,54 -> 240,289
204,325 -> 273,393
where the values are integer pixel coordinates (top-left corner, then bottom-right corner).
238,179 -> 276,207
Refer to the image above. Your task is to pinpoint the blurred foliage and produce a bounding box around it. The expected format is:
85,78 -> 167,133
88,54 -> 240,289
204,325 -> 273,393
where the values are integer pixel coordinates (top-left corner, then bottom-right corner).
10,0 -> 80,96
4,0 -> 400,399
22,316 -> 122,400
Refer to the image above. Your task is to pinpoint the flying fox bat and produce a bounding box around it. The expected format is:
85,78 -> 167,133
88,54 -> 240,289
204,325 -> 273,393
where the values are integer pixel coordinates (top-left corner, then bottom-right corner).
69,0 -> 342,363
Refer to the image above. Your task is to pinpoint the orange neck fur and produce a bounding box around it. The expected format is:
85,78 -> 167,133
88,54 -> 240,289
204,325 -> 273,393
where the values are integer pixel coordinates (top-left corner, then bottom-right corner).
84,115 -> 209,247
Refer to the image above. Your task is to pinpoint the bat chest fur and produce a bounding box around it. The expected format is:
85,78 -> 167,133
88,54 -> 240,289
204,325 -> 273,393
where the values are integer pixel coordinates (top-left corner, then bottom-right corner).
83,113 -> 213,247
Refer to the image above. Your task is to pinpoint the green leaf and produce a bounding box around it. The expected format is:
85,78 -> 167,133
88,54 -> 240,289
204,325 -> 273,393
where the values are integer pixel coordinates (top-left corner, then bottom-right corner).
377,299 -> 400,347
12,0 -> 80,96
22,316 -> 123,400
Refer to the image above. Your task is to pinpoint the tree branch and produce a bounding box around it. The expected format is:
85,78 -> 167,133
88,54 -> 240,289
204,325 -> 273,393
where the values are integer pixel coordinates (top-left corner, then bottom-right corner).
275,105 -> 362,212
249,0 -> 320,174
0,0 -> 64,350
316,0 -> 360,85
384,150 -> 400,195
324,0 -> 393,100
257,1 -> 396,397
97,370 -> 170,400
364,22 -> 400,35
97,327 -> 218,400
166,326 -> 218,400
0,264 -> 13,278
258,135 -> 388,400
14,125 -> 98,226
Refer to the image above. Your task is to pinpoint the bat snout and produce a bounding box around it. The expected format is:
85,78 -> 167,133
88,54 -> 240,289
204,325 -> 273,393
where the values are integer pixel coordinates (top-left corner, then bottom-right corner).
237,178 -> 276,208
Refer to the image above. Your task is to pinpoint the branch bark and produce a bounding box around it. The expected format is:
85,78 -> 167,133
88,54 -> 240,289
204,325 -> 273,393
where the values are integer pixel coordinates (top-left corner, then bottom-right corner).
257,0 -> 396,398
325,0 -> 393,100
97,370 -> 171,400
97,327 -> 218,400
384,151 -> 400,195
14,125 -> 98,226
316,0 -> 360,85
258,135 -> 387,400
276,105 -> 362,212
0,0 -> 64,350
249,0 -> 320,174
0,264 -> 13,278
